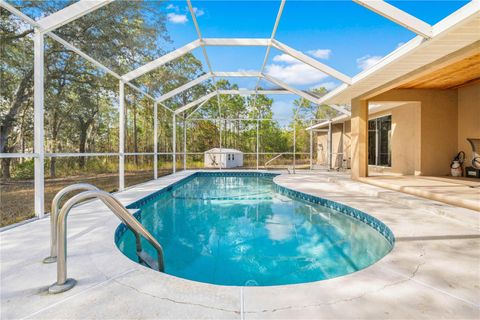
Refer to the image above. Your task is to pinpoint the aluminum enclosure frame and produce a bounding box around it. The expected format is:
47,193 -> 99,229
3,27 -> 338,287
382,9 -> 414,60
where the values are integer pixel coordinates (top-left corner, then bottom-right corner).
1,0 -> 474,219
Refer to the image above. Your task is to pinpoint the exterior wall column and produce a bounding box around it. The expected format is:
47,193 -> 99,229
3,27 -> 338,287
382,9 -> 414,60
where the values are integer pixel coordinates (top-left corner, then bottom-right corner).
351,98 -> 368,179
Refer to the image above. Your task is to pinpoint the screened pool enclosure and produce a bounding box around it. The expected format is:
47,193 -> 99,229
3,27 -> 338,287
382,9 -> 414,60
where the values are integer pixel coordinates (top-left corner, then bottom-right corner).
1,0 -> 467,225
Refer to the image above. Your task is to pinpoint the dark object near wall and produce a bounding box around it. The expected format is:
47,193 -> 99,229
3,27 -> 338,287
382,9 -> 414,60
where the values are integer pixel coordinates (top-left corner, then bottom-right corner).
465,166 -> 480,178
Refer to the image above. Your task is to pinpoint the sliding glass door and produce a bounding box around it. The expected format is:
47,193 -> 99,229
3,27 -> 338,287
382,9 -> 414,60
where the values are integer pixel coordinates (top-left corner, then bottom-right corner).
368,115 -> 391,167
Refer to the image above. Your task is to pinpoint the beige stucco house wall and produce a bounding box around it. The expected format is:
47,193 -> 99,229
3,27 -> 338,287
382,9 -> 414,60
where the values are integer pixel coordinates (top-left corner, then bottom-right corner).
316,122 -> 351,168
367,102 -> 421,175
373,88 -> 458,176
317,82 -> 479,176
458,82 -> 480,160
317,103 -> 420,175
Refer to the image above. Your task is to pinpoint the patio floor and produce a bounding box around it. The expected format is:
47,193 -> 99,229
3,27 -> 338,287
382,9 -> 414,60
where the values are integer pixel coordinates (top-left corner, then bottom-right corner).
1,171 -> 479,319
360,175 -> 480,211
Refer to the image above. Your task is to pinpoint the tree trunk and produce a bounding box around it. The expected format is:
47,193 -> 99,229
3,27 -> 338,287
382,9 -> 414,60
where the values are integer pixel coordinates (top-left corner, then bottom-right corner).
1,158 -> 11,179
0,70 -> 33,178
49,110 -> 59,178
78,124 -> 88,169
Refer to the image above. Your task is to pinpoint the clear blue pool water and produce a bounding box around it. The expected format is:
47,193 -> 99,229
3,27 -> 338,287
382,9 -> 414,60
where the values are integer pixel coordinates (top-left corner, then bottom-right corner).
116,173 -> 393,286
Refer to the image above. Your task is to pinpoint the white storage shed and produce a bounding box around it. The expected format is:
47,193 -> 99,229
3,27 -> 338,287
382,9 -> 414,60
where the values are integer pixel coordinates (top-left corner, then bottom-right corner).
204,148 -> 244,168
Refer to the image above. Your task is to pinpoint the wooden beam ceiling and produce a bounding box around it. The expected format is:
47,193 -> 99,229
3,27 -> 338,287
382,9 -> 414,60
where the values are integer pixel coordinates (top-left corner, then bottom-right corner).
398,53 -> 480,89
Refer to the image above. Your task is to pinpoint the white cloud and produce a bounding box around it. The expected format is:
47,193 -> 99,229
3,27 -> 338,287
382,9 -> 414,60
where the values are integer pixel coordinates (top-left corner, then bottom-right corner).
307,49 -> 332,60
192,7 -> 205,17
272,53 -> 298,64
166,4 -> 179,10
266,54 -> 328,86
167,13 -> 188,24
356,54 -> 382,70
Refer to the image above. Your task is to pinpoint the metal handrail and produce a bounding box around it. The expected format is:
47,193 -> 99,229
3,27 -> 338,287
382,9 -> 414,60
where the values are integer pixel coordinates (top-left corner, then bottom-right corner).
48,190 -> 165,294
43,183 -> 99,264
264,153 -> 286,168
265,153 -> 296,174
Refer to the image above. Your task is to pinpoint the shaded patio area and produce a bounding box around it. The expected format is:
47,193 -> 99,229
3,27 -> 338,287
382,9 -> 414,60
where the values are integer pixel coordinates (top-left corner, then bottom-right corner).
360,175 -> 480,211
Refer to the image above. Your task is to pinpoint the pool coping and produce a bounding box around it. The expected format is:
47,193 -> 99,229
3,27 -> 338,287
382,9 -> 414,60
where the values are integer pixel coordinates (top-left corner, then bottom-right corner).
1,170 -> 479,319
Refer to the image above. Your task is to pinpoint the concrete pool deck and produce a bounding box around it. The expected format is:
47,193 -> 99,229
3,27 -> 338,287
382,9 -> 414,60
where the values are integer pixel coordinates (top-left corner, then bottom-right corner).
1,170 -> 479,319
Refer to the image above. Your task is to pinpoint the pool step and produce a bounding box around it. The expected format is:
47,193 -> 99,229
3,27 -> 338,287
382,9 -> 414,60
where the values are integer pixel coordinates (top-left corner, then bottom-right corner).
137,251 -> 160,271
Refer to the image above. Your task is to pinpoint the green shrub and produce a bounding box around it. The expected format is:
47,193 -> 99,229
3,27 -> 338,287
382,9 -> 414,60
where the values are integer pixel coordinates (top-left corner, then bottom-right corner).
12,159 -> 35,179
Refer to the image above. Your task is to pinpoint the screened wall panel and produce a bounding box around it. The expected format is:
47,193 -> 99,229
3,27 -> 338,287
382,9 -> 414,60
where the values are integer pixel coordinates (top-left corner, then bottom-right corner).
44,37 -> 119,154
1,14 -> 34,156
125,155 -> 153,188
125,89 -> 154,153
158,108 -> 173,153
259,153 -> 294,170
221,120 -> 257,153
157,155 -> 173,177
44,155 -> 119,213
185,119 -> 220,153
0,157 -> 35,226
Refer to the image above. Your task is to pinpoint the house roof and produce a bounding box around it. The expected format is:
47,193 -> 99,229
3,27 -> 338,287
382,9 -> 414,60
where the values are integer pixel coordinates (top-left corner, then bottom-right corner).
321,2 -> 480,105
307,102 -> 409,130
204,148 -> 243,154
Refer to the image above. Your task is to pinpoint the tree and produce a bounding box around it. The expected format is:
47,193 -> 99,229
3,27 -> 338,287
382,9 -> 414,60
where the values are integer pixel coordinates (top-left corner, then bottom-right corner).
0,1 -> 174,177
0,8 -> 34,178
293,87 -> 339,121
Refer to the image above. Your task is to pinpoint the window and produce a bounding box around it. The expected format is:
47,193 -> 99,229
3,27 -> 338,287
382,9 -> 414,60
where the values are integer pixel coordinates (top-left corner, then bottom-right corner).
368,115 -> 391,167
232,154 -> 235,160
228,154 -> 231,161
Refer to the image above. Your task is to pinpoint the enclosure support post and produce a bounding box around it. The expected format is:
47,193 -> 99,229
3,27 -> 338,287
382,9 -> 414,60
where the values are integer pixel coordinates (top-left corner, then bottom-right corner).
172,114 -> 176,173
219,118 -> 222,170
153,102 -> 158,179
293,119 -> 296,174
34,30 -> 45,218
119,81 -> 125,190
217,94 -> 222,170
256,119 -> 259,170
328,121 -> 332,170
342,121 -> 345,169
309,120 -> 313,170
183,114 -> 187,171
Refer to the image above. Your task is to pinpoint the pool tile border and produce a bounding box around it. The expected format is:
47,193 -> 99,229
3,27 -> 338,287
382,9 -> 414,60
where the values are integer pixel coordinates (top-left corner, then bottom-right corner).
273,183 -> 395,245
114,172 -> 395,247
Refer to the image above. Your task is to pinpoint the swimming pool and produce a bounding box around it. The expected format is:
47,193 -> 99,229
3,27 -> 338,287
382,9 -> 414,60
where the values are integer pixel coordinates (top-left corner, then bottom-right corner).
115,172 -> 394,286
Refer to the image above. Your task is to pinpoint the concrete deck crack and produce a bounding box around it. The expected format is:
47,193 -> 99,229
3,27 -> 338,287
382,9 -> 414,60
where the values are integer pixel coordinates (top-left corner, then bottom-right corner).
113,278 -> 240,315
245,261 -> 426,315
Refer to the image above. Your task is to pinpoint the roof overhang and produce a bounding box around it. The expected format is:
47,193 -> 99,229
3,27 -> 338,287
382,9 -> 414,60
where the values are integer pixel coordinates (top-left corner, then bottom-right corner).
306,101 -> 421,130
321,1 -> 480,105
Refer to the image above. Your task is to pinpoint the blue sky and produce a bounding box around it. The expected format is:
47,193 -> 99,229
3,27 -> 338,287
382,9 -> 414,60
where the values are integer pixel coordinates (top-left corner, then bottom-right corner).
161,0 -> 468,122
